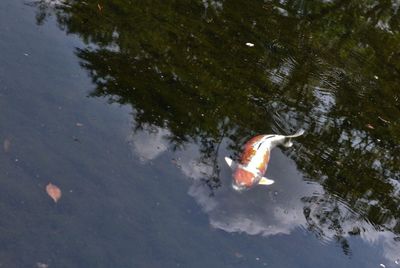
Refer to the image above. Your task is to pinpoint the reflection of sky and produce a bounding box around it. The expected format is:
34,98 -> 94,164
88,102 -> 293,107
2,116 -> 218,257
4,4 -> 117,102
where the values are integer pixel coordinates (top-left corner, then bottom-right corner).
267,57 -> 296,86
4,0 -> 399,266
184,147 -> 322,237
201,0 -> 223,11
127,124 -> 170,161
132,124 -> 400,265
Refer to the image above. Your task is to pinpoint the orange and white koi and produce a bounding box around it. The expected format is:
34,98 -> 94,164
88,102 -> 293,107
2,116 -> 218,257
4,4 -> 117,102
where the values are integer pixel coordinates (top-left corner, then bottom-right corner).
225,129 -> 304,190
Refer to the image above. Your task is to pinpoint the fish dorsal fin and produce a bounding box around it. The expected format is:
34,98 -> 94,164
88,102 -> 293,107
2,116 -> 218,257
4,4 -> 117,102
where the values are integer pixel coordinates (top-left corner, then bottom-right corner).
258,177 -> 275,185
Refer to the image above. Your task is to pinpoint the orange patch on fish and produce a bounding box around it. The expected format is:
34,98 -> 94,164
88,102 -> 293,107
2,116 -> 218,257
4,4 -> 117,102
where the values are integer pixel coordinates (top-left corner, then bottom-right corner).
240,135 -> 264,165
257,151 -> 270,172
233,168 -> 255,187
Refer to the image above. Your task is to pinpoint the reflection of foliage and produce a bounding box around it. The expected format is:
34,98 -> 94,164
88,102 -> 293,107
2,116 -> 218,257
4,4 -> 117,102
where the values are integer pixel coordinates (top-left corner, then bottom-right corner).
34,0 -> 400,250
27,0 -> 67,25
302,194 -> 360,257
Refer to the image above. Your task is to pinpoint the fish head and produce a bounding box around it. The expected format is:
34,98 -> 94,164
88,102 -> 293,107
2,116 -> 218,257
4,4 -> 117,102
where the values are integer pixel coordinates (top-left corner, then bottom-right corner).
232,167 -> 257,190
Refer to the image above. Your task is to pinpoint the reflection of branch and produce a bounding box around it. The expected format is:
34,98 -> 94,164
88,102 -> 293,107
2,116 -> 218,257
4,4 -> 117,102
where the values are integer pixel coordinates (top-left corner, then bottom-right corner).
337,236 -> 352,256
302,194 -> 361,256
200,121 -> 228,195
306,0 -> 347,20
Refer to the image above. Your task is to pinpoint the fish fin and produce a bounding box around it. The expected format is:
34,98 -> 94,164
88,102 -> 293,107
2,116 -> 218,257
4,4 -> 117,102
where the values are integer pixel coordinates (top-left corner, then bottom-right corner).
224,157 -> 233,167
224,157 -> 238,170
258,177 -> 275,185
283,140 -> 293,147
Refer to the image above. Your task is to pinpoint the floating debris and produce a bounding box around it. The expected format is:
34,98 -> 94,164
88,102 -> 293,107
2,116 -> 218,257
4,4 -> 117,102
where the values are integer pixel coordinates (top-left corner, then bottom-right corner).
366,124 -> 374,129
76,122 -> 84,127
46,183 -> 62,203
380,264 -> 386,268
3,138 -> 11,152
245,42 -> 254,47
171,158 -> 181,168
234,252 -> 243,258
36,262 -> 48,268
378,116 -> 390,124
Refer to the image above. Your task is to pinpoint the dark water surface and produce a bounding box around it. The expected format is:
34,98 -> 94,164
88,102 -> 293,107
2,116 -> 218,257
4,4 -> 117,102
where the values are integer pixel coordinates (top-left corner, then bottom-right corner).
0,0 -> 399,267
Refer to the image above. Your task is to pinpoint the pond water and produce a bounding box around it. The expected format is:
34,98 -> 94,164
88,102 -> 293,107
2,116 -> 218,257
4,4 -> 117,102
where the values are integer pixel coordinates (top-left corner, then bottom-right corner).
0,0 -> 399,267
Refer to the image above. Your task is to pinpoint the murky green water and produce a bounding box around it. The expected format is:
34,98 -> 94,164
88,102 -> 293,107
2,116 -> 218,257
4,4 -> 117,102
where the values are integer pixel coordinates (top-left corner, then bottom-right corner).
0,0 -> 399,267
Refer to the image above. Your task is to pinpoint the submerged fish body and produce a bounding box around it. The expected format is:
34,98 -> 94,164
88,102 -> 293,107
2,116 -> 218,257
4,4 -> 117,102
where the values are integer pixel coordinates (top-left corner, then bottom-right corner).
225,129 -> 304,190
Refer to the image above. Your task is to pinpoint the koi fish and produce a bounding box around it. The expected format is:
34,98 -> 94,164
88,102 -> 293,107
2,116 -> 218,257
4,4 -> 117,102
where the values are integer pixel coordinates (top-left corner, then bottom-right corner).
225,129 -> 304,190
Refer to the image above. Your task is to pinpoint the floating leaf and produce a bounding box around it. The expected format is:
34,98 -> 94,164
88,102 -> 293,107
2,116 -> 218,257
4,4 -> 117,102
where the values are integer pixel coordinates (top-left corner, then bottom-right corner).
366,124 -> 374,129
46,183 -> 62,203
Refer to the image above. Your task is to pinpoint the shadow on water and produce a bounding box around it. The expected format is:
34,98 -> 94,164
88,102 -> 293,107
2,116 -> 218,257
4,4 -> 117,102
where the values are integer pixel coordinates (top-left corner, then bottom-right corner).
12,0 -> 400,266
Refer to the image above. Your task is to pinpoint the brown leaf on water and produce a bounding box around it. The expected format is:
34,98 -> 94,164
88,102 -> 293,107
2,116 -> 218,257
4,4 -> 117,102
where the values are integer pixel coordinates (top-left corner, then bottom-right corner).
3,139 -> 11,152
46,183 -> 62,203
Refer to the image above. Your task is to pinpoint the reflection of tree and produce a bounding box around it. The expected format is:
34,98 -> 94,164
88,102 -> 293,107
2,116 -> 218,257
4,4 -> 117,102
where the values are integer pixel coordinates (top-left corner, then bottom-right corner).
302,194 -> 360,256
34,0 -> 400,250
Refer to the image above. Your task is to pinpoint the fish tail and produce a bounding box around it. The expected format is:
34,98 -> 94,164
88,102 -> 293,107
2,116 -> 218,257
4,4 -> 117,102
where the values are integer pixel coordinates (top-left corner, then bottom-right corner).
282,129 -> 304,147
285,129 -> 305,138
